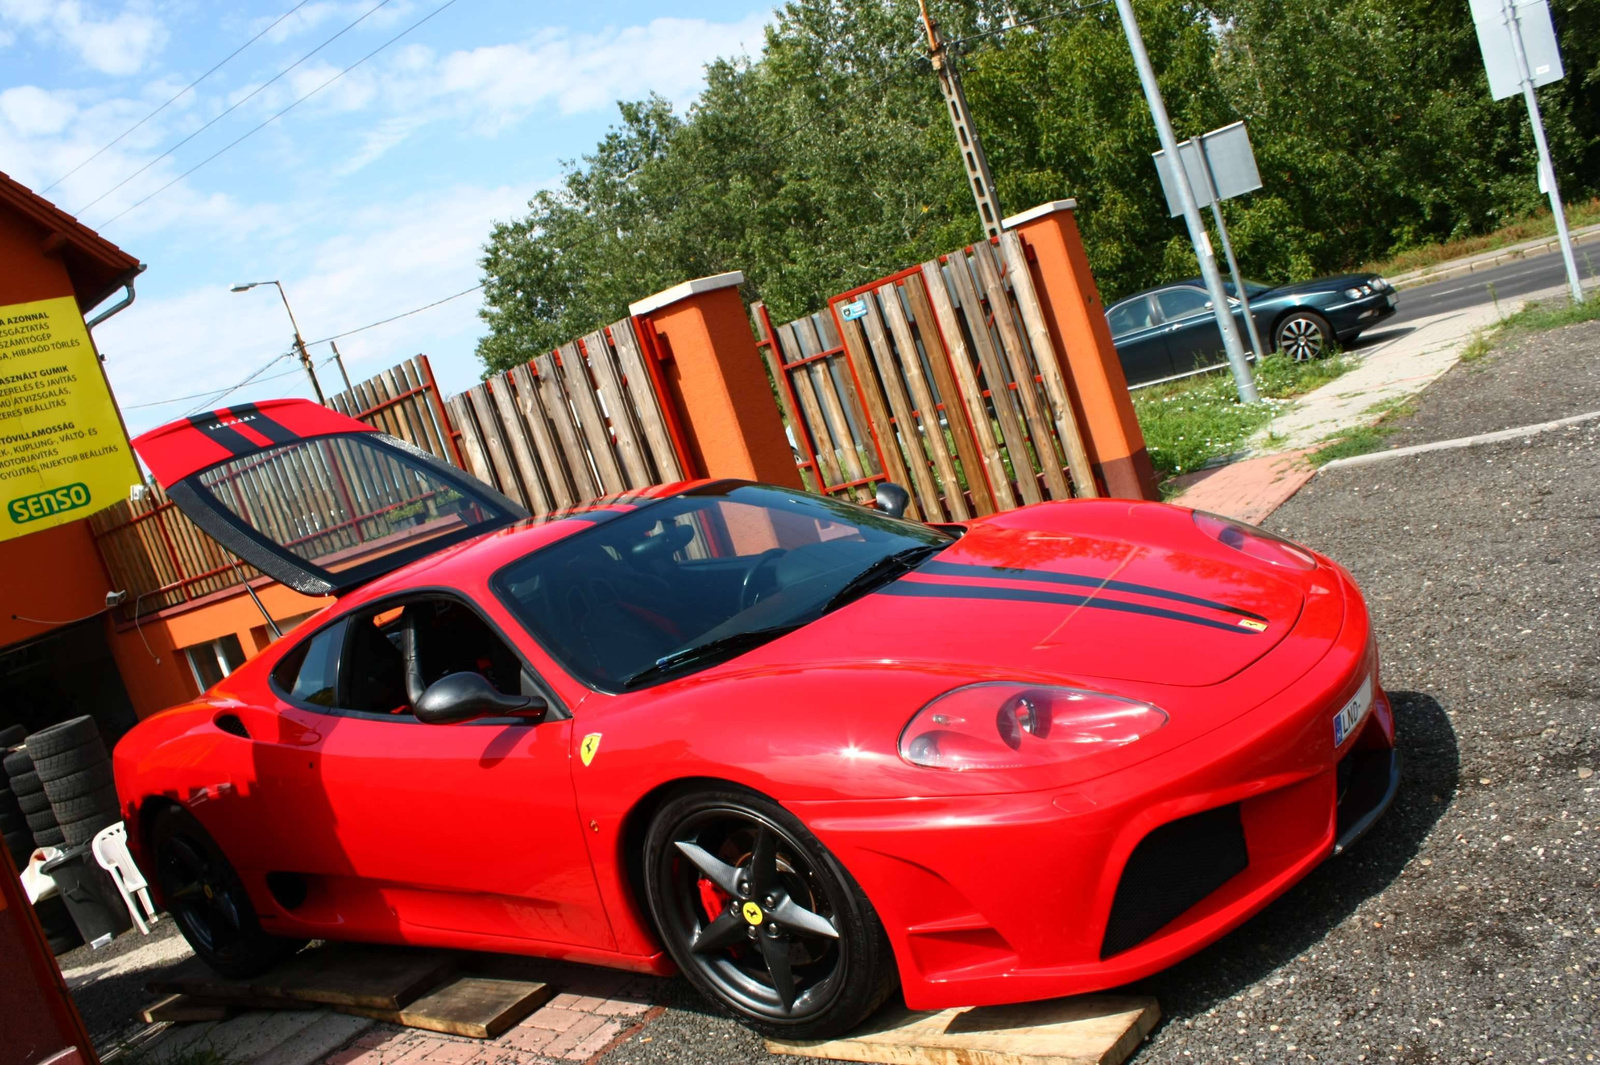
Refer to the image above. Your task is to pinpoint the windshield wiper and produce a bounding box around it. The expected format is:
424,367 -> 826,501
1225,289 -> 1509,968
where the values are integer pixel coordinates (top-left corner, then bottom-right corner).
822,544 -> 942,614
622,624 -> 803,689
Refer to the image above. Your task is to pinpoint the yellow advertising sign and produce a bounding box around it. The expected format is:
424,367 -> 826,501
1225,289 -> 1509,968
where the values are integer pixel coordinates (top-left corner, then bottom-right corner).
0,295 -> 139,542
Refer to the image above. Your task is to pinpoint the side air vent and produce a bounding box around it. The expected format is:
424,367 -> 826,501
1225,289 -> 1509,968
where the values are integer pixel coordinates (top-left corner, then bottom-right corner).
1101,802 -> 1249,958
214,714 -> 249,738
266,871 -> 308,910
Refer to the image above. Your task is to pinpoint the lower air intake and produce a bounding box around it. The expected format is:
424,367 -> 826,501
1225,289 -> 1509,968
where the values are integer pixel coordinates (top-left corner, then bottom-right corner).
1101,802 -> 1249,958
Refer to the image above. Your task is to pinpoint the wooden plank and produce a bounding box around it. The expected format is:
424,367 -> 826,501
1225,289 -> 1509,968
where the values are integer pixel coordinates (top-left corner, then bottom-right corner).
1001,232 -> 1098,498
489,370 -> 555,513
584,329 -> 652,488
859,290 -> 945,521
532,352 -> 601,499
148,946 -> 458,1011
766,995 -> 1159,1065
918,261 -> 1017,511
510,363 -> 577,509
557,341 -> 627,494
877,281 -> 968,520
775,322 -> 844,489
813,312 -> 882,487
834,312 -> 916,513
404,359 -> 449,460
751,304 -> 811,482
946,250 -> 1042,506
903,272 -> 994,516
345,977 -> 554,1040
465,384 -> 526,506
972,241 -> 1072,501
610,319 -> 683,482
445,393 -> 495,488
140,994 -> 236,1024
792,316 -> 868,486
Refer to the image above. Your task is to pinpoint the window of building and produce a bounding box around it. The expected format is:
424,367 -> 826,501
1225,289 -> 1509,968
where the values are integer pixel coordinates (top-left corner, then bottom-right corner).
184,633 -> 247,694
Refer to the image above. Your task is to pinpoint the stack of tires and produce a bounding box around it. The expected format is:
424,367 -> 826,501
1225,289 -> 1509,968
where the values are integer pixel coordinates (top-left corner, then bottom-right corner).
2,724 -> 81,955
27,717 -> 121,847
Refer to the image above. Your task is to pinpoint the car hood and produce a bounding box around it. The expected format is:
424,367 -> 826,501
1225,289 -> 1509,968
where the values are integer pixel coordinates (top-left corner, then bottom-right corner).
1256,273 -> 1372,299
757,503 -> 1308,689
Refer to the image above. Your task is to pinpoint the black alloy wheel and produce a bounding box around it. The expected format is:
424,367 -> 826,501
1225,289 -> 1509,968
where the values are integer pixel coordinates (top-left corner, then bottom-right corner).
149,805 -> 304,977
643,787 -> 897,1040
1275,311 -> 1332,362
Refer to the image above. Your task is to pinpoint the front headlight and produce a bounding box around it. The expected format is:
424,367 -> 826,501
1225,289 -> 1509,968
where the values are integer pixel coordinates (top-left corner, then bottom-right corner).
898,683 -> 1168,771
1193,509 -> 1318,570
1344,285 -> 1373,299
1371,277 -> 1392,291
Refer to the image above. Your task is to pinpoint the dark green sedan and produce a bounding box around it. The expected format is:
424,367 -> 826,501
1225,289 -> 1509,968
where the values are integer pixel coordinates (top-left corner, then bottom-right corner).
1105,273 -> 1398,386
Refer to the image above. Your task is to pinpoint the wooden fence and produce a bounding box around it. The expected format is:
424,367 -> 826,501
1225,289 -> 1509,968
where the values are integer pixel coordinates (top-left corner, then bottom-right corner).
444,317 -> 686,514
756,231 -> 1095,522
91,356 -> 456,622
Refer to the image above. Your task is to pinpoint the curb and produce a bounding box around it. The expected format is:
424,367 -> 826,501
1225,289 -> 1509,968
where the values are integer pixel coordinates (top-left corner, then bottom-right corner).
1318,409 -> 1600,470
1387,224 -> 1600,290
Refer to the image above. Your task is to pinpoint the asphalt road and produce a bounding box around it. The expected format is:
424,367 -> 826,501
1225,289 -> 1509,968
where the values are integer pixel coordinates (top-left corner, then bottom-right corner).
1387,244 -> 1600,327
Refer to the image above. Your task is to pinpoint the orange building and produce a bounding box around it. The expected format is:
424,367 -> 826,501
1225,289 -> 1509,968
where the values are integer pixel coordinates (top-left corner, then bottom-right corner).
0,172 -> 329,744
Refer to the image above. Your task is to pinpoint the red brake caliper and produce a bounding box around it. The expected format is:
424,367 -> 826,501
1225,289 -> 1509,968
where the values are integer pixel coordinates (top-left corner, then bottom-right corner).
698,877 -> 730,924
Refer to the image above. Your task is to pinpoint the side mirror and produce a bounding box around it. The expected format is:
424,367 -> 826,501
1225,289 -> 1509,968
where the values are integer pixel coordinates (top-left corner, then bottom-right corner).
414,672 -> 545,725
875,482 -> 911,520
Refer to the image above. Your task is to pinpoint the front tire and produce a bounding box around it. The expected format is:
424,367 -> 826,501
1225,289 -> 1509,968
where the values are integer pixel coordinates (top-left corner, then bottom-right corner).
1275,310 -> 1333,362
149,804 -> 305,977
642,786 -> 897,1040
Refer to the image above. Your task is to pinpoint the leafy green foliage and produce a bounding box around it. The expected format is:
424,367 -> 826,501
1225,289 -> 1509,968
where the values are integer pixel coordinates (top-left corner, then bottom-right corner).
476,0 -> 1600,376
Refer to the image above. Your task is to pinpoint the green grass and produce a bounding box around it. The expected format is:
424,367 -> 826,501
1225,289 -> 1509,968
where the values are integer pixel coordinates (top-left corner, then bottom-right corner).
1361,199 -> 1600,278
1307,396 -> 1419,466
1135,353 -> 1353,482
1496,292 -> 1600,333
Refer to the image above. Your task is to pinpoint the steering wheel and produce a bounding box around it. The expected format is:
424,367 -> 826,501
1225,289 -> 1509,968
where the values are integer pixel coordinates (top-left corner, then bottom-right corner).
739,548 -> 787,610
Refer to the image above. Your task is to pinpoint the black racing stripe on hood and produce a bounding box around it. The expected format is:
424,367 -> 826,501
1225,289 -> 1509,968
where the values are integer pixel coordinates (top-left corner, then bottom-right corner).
881,579 -> 1257,635
918,560 -> 1268,623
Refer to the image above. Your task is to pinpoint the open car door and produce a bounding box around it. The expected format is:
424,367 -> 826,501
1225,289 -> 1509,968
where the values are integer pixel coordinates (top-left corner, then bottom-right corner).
132,400 -> 528,595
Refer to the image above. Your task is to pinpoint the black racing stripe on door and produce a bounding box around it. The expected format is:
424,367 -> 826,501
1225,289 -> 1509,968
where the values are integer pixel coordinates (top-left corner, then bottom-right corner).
918,560 -> 1269,623
226,403 -> 300,445
185,412 -> 259,458
881,580 -> 1256,635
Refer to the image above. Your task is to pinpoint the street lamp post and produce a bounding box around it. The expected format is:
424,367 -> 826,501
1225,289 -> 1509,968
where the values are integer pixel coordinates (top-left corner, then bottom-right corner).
230,280 -> 326,404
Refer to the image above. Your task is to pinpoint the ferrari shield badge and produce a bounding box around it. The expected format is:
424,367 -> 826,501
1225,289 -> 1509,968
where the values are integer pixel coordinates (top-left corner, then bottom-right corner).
580,733 -> 602,766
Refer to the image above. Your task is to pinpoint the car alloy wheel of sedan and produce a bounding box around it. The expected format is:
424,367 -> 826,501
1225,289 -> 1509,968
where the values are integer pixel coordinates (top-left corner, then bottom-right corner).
1276,312 -> 1331,362
643,788 -> 897,1039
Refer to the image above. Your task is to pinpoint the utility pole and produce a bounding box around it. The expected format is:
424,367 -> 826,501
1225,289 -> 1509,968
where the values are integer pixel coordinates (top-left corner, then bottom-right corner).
920,0 -> 1004,237
1502,0 -> 1583,304
1191,135 -> 1266,359
1113,0 -> 1257,402
329,340 -> 356,396
231,280 -> 326,404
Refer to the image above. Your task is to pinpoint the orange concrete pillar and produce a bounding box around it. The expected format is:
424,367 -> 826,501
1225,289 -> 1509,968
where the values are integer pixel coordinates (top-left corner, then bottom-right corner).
630,272 -> 802,489
1004,201 -> 1157,501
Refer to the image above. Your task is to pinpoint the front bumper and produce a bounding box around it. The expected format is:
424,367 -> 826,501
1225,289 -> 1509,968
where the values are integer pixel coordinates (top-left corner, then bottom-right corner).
1328,292 -> 1398,338
797,653 -> 1397,1010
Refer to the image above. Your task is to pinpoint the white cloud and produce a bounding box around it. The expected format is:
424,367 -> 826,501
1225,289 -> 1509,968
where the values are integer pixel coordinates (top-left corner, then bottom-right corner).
0,0 -> 167,76
0,85 -> 77,135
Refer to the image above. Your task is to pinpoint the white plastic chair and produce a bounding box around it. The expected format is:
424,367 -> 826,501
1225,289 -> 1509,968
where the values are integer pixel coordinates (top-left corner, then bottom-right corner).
90,822 -> 158,934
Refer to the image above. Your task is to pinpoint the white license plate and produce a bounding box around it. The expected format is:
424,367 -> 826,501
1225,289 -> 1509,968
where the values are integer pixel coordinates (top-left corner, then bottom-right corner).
1333,675 -> 1374,747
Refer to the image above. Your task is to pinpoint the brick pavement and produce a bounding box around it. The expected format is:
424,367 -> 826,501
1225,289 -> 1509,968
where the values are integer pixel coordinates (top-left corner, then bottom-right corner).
315,966 -> 664,1065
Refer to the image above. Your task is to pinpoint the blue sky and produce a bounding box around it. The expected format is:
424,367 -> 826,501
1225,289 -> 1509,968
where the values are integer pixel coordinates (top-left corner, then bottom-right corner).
1,0 -> 773,435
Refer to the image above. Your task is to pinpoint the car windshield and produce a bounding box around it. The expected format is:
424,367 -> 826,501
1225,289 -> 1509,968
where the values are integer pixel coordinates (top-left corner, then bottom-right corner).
1220,278 -> 1273,298
492,482 -> 953,691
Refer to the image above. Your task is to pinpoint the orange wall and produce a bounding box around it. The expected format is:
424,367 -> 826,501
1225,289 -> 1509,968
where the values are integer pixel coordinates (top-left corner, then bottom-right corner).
0,520 -> 114,649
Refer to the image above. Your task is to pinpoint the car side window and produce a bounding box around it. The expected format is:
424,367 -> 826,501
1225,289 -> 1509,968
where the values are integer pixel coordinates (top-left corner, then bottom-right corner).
271,618 -> 346,707
1107,297 -> 1154,337
1154,288 -> 1212,322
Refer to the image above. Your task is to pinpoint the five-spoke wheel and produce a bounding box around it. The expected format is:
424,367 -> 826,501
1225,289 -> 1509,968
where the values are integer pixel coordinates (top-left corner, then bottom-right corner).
643,787 -> 897,1040
1275,310 -> 1333,362
150,804 -> 304,977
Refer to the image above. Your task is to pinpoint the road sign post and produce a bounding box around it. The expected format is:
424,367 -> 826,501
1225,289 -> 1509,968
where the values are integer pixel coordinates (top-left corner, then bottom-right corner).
1114,0 -> 1256,403
1471,0 -> 1583,304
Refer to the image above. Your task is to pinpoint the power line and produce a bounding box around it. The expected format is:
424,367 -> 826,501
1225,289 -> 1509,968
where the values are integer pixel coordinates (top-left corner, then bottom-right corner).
304,282 -> 485,346
76,0 -> 398,218
98,0 -> 463,230
43,0 -> 316,195
169,352 -> 292,417
121,361 -> 305,410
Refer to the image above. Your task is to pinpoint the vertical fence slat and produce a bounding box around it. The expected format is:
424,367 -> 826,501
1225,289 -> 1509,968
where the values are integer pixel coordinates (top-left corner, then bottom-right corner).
611,318 -> 684,483
792,316 -> 868,488
445,393 -> 495,488
833,311 -> 915,508
510,363 -> 577,509
859,291 -> 945,521
876,282 -> 968,520
775,323 -> 845,489
532,352 -> 601,499
584,329 -> 652,487
919,261 -> 1017,511
557,341 -> 627,494
489,370 -> 556,513
752,303 -> 815,489
1000,232 -> 1098,499
467,383 -> 527,506
945,251 -> 1042,506
972,241 -> 1072,501
903,273 -> 994,517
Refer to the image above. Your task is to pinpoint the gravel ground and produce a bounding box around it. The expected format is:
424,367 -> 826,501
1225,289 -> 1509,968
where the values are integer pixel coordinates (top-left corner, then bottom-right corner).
62,914 -> 192,1050
1383,319 -> 1600,447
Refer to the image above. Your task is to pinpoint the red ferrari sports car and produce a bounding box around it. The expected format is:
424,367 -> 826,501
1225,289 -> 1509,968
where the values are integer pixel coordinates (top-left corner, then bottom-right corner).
114,399 -> 1397,1039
